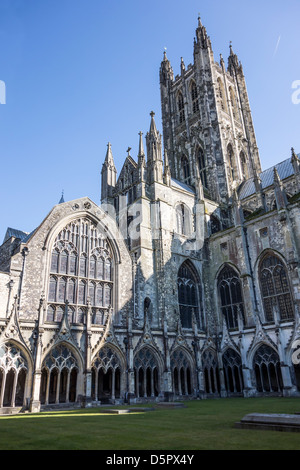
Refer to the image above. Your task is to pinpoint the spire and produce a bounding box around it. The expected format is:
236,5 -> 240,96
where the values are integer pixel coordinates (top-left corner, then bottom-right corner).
195,14 -> 210,49
138,131 -> 145,159
146,111 -> 163,184
101,142 -> 117,203
104,142 -> 115,166
228,41 -> 242,75
149,111 -> 158,137
59,190 -> 65,204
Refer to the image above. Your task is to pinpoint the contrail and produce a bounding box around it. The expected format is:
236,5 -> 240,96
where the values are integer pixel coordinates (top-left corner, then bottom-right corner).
273,35 -> 281,57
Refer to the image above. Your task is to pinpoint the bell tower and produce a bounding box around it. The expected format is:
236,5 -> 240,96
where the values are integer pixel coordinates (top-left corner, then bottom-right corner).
160,16 -> 262,204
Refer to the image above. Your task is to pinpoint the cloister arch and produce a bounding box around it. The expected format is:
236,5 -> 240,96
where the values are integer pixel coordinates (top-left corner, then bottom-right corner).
40,342 -> 82,405
170,347 -> 194,396
91,345 -> 125,403
133,346 -> 162,400
0,341 -> 32,409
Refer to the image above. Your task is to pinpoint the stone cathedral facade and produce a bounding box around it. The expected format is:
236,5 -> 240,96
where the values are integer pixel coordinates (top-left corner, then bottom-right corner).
0,18 -> 300,413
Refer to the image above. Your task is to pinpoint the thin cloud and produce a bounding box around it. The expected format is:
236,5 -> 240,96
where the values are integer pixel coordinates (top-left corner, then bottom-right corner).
273,35 -> 281,57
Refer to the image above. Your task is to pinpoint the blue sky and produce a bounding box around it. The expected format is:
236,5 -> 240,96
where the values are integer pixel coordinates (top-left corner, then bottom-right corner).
0,0 -> 299,242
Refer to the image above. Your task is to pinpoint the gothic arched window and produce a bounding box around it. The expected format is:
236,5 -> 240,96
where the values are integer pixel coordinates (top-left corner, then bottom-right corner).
240,151 -> 248,180
176,204 -> 190,236
181,156 -> 190,185
197,148 -> 208,188
178,261 -> 201,329
217,78 -> 228,113
227,144 -> 236,181
47,218 -> 114,326
218,265 -> 244,330
190,81 -> 199,114
178,92 -> 185,123
229,87 -> 239,121
259,253 -> 294,322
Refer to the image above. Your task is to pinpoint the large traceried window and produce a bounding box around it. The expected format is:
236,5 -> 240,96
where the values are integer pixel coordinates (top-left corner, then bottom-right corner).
259,253 -> 294,323
47,218 -> 114,325
178,261 -> 202,329
218,265 -> 244,330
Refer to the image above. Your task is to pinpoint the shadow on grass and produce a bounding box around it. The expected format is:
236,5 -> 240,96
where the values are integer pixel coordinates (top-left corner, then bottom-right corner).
0,398 -> 300,450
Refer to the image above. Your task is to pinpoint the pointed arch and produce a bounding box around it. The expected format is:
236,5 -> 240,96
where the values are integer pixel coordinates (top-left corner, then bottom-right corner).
181,155 -> 191,185
177,260 -> 202,329
133,345 -> 163,399
227,143 -> 237,181
222,347 -> 244,394
190,80 -> 199,114
229,86 -> 239,121
202,348 -> 221,395
175,203 -> 192,236
177,91 -> 185,123
240,151 -> 249,180
217,264 -> 245,330
252,343 -> 283,393
170,347 -> 194,396
217,77 -> 228,113
196,146 -> 208,189
258,251 -> 294,322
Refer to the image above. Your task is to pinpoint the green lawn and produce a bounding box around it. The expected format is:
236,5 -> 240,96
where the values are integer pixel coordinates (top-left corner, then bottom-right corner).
0,397 -> 300,450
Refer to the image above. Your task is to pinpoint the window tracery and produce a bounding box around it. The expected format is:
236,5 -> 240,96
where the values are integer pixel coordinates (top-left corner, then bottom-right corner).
190,81 -> 199,114
218,265 -> 244,330
177,261 -> 202,329
259,253 -> 294,322
47,218 -> 114,325
178,92 -> 185,123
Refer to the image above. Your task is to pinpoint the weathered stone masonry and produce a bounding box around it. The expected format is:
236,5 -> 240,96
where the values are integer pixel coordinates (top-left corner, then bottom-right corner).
0,18 -> 300,412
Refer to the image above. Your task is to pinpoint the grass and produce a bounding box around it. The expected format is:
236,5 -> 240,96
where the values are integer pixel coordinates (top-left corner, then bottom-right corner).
0,397 -> 300,450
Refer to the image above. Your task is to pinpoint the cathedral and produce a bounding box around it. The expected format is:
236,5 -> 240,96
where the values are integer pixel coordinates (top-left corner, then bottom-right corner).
0,18 -> 300,413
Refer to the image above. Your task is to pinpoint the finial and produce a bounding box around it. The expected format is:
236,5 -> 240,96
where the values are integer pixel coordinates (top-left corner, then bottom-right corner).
291,147 -> 298,159
138,131 -> 145,158
59,190 -> 65,204
126,147 -> 132,157
150,111 -> 155,118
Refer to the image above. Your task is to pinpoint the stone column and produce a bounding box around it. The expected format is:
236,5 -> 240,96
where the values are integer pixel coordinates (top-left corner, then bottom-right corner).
30,296 -> 45,413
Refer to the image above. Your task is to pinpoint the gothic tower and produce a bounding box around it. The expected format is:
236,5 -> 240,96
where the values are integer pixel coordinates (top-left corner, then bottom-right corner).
160,17 -> 262,206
